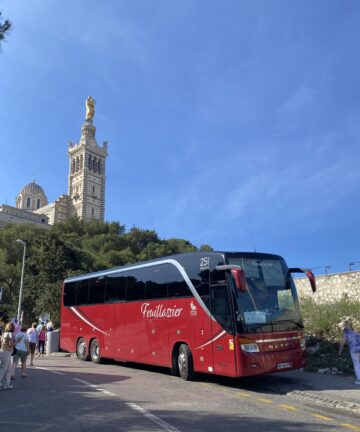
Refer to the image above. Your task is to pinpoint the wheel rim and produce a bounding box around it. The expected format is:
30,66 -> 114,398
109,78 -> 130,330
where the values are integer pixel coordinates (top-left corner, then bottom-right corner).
78,340 -> 86,357
178,352 -> 186,374
91,342 -> 99,361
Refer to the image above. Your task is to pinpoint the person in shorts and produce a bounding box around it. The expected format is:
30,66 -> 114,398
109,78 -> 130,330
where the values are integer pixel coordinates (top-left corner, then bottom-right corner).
27,322 -> 38,366
12,325 -> 30,379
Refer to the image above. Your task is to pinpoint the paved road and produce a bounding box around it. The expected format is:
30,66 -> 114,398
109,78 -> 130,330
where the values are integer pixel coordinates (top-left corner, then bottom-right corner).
1,356 -> 359,432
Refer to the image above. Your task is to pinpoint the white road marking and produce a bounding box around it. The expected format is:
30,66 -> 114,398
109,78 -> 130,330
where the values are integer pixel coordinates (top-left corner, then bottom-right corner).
127,402 -> 181,432
73,377 -> 116,397
35,367 -> 64,375
72,377 -> 180,431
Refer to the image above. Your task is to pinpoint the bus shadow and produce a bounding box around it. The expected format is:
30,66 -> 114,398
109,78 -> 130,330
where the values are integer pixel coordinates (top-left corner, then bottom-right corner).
88,359 -> 306,393
65,357 -> 355,396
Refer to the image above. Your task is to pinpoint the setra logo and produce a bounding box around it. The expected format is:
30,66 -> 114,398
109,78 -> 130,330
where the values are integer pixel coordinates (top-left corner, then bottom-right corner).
190,301 -> 197,316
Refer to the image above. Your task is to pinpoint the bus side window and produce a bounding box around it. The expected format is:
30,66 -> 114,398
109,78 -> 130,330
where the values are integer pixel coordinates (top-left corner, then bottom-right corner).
211,285 -> 233,334
64,282 -> 76,306
105,275 -> 126,302
77,280 -> 89,305
146,266 -> 167,300
127,269 -> 146,301
88,278 -> 105,304
196,282 -> 210,308
167,266 -> 192,298
168,281 -> 190,298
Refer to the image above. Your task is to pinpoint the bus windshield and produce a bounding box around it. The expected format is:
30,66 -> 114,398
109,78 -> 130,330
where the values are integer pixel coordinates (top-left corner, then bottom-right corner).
227,255 -> 303,334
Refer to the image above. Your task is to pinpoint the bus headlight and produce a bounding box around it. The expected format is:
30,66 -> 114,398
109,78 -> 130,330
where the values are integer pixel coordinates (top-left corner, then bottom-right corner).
240,343 -> 260,353
300,338 -> 306,350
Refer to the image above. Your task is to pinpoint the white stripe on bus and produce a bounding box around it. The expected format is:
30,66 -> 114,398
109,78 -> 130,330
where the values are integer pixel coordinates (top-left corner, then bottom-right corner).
66,258 -> 216,321
195,330 -> 227,350
70,306 -> 111,336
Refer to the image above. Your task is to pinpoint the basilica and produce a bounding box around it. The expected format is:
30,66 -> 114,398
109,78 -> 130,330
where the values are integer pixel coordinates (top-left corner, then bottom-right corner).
0,97 -> 108,228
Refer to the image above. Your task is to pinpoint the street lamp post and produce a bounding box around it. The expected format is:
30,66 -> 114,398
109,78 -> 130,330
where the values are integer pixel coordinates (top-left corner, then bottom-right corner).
349,261 -> 360,272
16,239 -> 26,324
311,265 -> 333,275
324,265 -> 333,275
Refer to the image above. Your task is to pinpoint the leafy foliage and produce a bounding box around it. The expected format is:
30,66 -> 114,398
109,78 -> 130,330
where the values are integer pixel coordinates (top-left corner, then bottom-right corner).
0,220 -> 212,327
301,296 -> 360,374
301,296 -> 360,341
0,11 -> 11,47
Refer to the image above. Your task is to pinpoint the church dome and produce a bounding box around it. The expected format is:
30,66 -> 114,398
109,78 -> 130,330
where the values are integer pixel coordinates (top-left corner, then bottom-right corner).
16,180 -> 48,211
20,181 -> 46,196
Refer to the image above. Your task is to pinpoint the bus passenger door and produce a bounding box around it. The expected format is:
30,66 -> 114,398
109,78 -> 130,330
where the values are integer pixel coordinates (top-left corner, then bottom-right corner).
210,283 -> 237,377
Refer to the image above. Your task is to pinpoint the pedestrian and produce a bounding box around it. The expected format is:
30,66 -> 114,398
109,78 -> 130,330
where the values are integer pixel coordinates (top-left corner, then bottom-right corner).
0,322 -> 15,390
12,325 -> 30,379
38,325 -> 47,357
36,321 -> 44,332
27,322 -> 39,366
338,316 -> 360,385
46,320 -> 54,332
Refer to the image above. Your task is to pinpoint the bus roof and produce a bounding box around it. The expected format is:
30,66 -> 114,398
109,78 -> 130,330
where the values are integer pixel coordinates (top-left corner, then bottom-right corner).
64,251 -> 284,283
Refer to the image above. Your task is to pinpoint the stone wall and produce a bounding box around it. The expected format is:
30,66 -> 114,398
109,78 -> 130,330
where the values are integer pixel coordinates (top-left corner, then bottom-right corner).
0,204 -> 49,228
294,270 -> 360,303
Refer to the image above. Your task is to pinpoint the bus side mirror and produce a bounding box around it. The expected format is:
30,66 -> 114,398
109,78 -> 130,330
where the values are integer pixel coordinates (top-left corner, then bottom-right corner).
305,271 -> 316,293
289,268 -> 317,293
231,268 -> 247,292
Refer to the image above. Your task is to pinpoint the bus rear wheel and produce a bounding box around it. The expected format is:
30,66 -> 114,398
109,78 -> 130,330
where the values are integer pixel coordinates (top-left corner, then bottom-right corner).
90,339 -> 101,364
178,344 -> 195,381
76,338 -> 89,361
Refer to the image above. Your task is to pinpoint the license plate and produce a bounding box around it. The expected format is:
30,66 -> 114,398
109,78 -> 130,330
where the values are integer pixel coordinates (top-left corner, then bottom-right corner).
277,362 -> 292,369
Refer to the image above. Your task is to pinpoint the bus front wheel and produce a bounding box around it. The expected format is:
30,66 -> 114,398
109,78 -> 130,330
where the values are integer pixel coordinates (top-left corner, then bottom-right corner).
90,339 -> 101,364
76,338 -> 89,361
178,344 -> 195,381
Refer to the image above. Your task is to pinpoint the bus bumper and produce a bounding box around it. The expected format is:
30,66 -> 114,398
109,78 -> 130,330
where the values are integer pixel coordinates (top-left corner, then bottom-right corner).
236,348 -> 307,377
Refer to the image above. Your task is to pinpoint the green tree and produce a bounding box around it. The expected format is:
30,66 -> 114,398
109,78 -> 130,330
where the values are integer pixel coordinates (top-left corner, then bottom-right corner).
0,220 -> 211,327
0,11 -> 11,49
199,244 -> 213,252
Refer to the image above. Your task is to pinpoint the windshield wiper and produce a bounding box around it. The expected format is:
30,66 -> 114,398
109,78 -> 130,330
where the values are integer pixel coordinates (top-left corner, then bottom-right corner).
272,319 -> 304,329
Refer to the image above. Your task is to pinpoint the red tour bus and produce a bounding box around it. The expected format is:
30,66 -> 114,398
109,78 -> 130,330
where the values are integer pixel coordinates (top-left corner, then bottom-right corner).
60,252 -> 316,380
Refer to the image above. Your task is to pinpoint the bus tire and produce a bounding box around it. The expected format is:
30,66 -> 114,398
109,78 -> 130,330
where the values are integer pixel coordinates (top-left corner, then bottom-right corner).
90,339 -> 101,364
178,344 -> 195,381
170,346 -> 179,376
76,337 -> 89,361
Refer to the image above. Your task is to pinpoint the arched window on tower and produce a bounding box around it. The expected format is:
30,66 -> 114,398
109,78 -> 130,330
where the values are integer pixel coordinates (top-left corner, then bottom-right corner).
92,157 -> 97,171
76,156 -> 80,172
88,155 -> 92,170
80,154 -> 83,170
26,197 -> 31,208
37,198 -> 41,209
98,160 -> 101,174
71,159 -> 75,174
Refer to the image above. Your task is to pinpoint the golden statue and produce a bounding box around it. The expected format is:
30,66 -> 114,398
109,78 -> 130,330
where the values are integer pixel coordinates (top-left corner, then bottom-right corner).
85,96 -> 95,121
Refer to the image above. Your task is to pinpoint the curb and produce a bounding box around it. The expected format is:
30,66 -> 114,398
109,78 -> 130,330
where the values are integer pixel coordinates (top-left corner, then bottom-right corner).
46,352 -> 73,358
288,390 -> 360,415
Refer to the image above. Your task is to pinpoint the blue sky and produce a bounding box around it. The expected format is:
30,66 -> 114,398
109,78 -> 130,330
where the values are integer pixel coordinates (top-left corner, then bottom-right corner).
1,1 -> 360,274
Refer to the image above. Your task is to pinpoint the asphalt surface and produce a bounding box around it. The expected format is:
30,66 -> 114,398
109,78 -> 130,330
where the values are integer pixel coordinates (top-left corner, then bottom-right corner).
0,354 -> 359,432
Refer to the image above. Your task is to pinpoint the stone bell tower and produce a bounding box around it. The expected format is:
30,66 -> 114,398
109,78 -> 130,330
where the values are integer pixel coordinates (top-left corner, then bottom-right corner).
68,97 -> 108,221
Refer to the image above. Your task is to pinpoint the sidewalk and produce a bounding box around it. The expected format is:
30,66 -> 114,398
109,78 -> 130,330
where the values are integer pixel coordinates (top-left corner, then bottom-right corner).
280,370 -> 360,415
